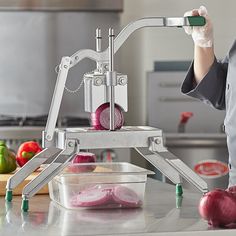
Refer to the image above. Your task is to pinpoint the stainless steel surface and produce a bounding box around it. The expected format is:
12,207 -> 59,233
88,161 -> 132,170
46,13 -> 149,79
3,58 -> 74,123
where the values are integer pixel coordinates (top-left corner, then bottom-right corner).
0,0 -> 123,11
84,72 -> 128,112
165,133 -> 227,147
164,133 -> 228,190
135,147 -> 182,185
0,127 -> 43,140
56,126 -> 163,149
1,179 -> 236,236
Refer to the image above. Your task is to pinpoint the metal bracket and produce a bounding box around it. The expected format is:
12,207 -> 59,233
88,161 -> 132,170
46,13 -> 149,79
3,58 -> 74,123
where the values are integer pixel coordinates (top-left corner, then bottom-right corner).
149,136 -> 167,152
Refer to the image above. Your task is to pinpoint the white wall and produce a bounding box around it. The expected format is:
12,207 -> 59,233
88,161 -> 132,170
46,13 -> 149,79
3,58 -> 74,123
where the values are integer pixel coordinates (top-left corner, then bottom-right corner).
120,0 -> 236,125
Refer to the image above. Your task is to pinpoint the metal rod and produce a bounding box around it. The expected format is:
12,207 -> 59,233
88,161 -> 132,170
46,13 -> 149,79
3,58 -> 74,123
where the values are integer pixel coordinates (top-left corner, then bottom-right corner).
109,28 -> 115,131
96,28 -> 102,70
96,28 -> 102,52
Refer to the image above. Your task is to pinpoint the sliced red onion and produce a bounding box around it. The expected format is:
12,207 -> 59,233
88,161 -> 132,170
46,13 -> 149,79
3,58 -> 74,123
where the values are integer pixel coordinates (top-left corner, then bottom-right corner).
70,188 -> 111,207
91,103 -> 124,130
70,185 -> 142,208
112,185 -> 142,207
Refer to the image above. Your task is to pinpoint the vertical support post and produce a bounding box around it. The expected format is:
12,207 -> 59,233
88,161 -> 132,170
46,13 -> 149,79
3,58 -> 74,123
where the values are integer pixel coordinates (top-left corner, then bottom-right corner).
108,28 -> 115,131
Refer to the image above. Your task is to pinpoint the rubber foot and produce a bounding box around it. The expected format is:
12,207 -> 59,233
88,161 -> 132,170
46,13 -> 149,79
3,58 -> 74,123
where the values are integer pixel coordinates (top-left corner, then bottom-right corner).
21,199 -> 29,212
5,190 -> 13,202
176,184 -> 183,197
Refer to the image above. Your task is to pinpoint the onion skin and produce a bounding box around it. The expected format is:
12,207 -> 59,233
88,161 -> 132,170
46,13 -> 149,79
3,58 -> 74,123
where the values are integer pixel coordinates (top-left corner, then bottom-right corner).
226,186 -> 236,197
199,189 -> 236,227
91,103 -> 124,130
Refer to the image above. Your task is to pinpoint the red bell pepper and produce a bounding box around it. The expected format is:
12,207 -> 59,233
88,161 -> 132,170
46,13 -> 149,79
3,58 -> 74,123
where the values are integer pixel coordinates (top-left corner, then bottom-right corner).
16,141 -> 42,167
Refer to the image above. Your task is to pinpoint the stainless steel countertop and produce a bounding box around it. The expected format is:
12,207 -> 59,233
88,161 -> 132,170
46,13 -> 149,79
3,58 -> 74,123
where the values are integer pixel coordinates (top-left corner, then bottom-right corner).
0,178 -> 235,236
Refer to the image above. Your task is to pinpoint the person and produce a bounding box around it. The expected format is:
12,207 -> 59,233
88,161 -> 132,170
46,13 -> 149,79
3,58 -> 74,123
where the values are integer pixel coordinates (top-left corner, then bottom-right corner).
182,6 -> 236,186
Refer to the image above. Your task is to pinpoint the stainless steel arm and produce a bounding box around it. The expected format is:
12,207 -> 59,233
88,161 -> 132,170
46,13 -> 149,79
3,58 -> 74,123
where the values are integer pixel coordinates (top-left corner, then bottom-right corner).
22,139 -> 78,199
45,57 -> 70,141
70,16 -> 205,67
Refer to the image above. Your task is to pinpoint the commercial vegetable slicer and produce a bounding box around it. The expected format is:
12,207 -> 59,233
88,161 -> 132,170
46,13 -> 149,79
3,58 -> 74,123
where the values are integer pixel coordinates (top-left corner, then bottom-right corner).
5,16 -> 208,211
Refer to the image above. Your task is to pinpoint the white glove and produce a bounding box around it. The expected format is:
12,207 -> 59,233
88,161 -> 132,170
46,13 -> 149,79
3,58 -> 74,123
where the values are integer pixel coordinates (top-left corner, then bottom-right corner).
184,6 -> 213,47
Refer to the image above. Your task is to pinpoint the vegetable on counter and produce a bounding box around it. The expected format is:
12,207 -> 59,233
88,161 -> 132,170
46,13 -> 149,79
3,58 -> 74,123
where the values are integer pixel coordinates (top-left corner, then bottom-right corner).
0,141 -> 17,174
68,152 -> 96,173
16,141 -> 42,167
199,187 -> 236,227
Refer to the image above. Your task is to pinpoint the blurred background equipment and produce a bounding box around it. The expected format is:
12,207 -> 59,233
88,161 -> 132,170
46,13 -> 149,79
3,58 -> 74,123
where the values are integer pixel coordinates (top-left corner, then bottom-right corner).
0,0 -> 122,152
146,61 -> 228,190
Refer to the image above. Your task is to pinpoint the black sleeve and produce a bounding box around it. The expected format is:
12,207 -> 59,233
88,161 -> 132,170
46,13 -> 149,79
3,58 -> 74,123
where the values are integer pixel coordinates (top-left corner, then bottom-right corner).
181,57 -> 228,110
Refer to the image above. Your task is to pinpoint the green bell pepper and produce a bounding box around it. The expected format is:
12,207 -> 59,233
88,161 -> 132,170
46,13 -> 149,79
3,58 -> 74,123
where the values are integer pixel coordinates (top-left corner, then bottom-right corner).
0,141 -> 17,174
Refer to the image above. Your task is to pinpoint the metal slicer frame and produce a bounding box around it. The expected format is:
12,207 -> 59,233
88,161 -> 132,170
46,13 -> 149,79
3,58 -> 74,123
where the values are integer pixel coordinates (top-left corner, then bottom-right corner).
5,16 -> 208,211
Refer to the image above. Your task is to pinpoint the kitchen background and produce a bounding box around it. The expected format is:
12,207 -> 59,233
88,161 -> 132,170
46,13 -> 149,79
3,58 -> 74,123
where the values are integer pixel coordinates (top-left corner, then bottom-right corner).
0,0 -> 234,190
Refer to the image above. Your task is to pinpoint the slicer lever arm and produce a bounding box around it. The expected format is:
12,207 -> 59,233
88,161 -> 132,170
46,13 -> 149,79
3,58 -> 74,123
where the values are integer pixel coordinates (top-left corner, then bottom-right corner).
70,16 -> 205,67
44,16 -> 205,142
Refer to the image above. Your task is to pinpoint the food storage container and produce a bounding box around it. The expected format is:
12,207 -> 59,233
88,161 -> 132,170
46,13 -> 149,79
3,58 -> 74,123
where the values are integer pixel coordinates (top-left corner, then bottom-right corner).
48,162 -> 154,210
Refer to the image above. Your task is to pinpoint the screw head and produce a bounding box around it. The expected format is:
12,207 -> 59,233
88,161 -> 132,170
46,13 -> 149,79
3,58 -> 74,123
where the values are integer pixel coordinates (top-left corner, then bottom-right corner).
118,77 -> 127,85
68,141 -> 74,147
154,138 -> 161,145
46,135 -> 51,140
94,78 -> 103,86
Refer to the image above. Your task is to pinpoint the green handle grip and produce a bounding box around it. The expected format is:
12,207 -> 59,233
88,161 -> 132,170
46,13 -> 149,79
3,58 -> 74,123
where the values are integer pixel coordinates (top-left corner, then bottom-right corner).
187,16 -> 206,26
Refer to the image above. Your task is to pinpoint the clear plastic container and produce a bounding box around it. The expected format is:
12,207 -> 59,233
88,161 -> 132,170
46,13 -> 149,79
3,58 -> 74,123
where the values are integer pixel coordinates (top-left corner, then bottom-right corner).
49,162 -> 154,210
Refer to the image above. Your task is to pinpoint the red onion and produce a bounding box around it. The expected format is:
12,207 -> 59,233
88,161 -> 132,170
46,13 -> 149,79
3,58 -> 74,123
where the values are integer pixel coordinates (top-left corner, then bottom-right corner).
69,152 -> 96,173
226,186 -> 236,197
72,152 -> 96,164
91,103 -> 124,130
199,189 -> 236,227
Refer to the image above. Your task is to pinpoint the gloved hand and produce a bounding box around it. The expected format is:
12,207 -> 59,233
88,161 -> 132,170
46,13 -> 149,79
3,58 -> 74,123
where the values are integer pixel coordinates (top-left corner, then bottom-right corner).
184,6 -> 213,47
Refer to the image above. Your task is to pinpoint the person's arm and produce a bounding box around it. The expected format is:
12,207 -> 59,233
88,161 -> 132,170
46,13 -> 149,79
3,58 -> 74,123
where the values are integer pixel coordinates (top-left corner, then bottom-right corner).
182,6 -> 228,110
184,6 -> 215,84
194,46 -> 215,84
